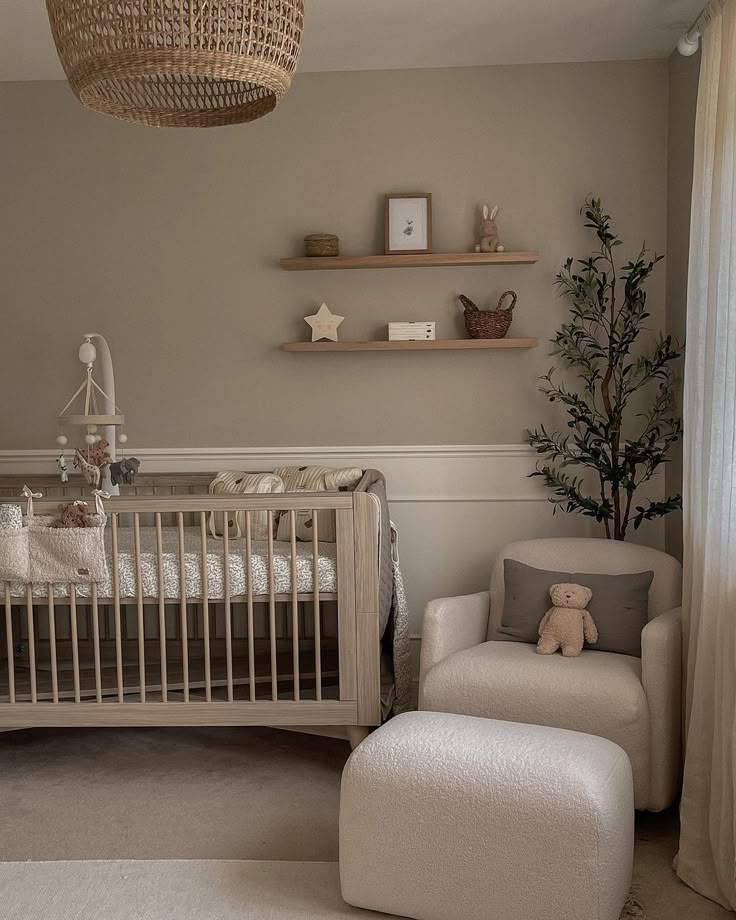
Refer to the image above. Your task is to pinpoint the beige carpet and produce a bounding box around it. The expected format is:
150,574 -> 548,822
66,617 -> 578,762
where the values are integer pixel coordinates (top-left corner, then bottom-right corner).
0,860 -> 655,920
0,727 -> 731,919
0,726 -> 345,861
0,860 -> 380,920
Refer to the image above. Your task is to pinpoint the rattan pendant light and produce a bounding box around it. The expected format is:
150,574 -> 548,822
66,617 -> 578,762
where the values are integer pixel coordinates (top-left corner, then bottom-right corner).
45,1 -> 305,128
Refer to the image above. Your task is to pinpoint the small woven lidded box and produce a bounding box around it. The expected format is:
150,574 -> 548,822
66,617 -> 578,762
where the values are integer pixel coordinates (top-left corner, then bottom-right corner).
304,234 -> 339,257
460,291 -> 518,339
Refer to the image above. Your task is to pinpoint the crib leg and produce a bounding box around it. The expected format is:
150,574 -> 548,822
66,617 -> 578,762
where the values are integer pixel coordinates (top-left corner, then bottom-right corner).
347,725 -> 370,750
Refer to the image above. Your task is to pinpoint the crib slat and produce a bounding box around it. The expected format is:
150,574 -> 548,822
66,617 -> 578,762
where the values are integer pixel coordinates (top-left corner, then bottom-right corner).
155,513 -> 168,702
47,590 -> 59,703
70,585 -> 81,704
25,586 -> 37,704
290,510 -> 300,701
4,584 -> 15,704
200,512 -> 211,702
268,510 -> 277,701
245,511 -> 255,702
223,520 -> 233,702
177,512 -> 189,702
111,514 -> 124,703
91,582 -> 102,704
312,512 -> 322,701
133,512 -> 146,702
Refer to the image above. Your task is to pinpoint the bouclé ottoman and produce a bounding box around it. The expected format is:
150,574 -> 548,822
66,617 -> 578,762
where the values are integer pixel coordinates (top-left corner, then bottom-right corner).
340,711 -> 633,920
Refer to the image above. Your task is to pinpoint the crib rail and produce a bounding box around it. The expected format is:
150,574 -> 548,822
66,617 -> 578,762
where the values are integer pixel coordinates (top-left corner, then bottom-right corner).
0,492 -> 380,729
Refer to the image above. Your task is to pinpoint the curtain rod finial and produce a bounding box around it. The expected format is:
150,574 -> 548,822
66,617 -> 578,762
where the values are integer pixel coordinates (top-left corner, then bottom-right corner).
677,28 -> 701,56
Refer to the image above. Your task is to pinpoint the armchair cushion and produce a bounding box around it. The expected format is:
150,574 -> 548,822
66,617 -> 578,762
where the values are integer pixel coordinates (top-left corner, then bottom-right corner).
488,538 -> 682,640
420,640 -> 651,808
498,559 -> 654,656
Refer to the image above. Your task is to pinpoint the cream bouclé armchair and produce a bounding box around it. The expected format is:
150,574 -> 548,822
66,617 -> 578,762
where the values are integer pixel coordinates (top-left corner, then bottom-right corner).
419,538 -> 682,811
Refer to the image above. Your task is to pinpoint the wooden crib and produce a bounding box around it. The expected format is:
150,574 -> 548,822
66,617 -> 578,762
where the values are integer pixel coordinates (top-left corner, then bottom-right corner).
0,474 -> 382,744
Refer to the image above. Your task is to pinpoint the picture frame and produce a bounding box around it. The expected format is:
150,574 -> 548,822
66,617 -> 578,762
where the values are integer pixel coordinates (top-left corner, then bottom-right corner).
384,193 -> 432,254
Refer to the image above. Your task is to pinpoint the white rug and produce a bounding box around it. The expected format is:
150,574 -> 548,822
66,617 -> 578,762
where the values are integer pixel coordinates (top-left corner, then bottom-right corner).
0,859 -> 647,920
0,860 -> 382,920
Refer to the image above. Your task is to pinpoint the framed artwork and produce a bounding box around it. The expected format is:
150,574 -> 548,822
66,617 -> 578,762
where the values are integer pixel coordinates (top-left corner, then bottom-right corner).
384,193 -> 432,254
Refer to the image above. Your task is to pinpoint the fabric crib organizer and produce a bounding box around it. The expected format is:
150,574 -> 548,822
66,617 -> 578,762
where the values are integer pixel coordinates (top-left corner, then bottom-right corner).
0,471 -> 408,742
0,489 -> 108,585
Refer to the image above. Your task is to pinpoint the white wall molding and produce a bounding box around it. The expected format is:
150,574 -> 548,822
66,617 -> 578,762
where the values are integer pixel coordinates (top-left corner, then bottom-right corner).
0,444 -> 551,504
0,444 -> 536,462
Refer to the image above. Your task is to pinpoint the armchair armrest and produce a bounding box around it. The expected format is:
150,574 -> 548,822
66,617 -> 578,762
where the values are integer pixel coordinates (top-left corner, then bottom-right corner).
641,607 -> 682,811
419,591 -> 490,687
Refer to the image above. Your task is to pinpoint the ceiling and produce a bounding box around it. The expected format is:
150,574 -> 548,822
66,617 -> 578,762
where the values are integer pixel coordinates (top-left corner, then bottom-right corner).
0,0 -> 703,82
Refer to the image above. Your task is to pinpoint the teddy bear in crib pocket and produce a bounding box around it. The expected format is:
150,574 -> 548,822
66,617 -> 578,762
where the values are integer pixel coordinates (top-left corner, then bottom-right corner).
49,501 -> 99,529
537,583 -> 598,658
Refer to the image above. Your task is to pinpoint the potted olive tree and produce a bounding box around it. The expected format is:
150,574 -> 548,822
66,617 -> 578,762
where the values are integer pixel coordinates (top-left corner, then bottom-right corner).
527,198 -> 682,541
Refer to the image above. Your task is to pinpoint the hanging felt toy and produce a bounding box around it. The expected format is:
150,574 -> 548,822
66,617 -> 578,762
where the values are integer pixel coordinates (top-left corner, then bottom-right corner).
86,437 -> 111,471
56,453 -> 69,484
110,457 -> 141,486
73,448 -> 101,488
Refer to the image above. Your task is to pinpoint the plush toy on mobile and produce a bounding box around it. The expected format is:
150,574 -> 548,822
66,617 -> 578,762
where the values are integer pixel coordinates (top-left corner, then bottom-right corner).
110,457 -> 141,486
56,453 -> 69,484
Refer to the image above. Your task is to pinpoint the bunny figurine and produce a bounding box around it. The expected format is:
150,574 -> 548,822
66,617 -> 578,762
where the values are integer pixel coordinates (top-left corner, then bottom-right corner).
476,204 -> 505,253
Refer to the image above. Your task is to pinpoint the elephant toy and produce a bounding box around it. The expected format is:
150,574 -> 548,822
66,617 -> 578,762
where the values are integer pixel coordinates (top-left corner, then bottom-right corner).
110,457 -> 141,487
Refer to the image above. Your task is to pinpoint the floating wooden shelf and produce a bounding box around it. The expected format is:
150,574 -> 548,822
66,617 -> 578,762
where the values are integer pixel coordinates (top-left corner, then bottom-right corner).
279,251 -> 539,271
283,338 -> 538,352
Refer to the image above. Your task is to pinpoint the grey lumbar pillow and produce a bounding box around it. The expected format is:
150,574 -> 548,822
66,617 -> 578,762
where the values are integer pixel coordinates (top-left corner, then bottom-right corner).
498,559 -> 654,657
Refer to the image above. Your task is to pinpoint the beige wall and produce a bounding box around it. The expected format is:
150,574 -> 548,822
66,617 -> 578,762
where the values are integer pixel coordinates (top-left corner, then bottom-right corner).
665,50 -> 700,560
0,61 -> 668,450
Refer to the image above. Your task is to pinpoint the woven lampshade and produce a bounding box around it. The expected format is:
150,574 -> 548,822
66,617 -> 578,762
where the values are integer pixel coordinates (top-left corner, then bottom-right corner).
45,1 -> 305,128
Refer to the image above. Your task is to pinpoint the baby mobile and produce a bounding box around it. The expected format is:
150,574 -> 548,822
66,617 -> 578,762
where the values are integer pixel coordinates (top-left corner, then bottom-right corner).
55,334 -> 140,491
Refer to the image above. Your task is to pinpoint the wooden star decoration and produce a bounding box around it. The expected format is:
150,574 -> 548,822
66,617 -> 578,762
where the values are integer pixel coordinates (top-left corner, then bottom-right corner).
304,303 -> 345,342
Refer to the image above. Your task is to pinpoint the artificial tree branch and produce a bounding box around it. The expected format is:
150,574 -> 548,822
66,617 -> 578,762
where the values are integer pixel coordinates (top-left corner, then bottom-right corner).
527,197 -> 683,540
599,473 -> 612,539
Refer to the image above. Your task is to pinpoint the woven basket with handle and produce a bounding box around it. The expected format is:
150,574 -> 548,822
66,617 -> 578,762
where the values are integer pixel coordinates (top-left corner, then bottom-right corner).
460,291 -> 518,339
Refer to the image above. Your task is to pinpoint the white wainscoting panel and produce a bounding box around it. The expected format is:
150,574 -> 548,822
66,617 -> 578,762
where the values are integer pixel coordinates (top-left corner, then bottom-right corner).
0,444 -> 665,635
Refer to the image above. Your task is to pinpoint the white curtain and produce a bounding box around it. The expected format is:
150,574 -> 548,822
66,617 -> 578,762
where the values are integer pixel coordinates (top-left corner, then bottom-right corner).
676,0 -> 736,909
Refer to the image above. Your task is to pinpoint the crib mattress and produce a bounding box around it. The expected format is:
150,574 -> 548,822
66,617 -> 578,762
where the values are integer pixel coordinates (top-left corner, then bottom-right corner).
8,527 -> 338,601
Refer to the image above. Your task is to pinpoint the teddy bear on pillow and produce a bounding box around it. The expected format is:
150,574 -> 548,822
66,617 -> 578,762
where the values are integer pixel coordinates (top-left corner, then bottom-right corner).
537,582 -> 598,658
